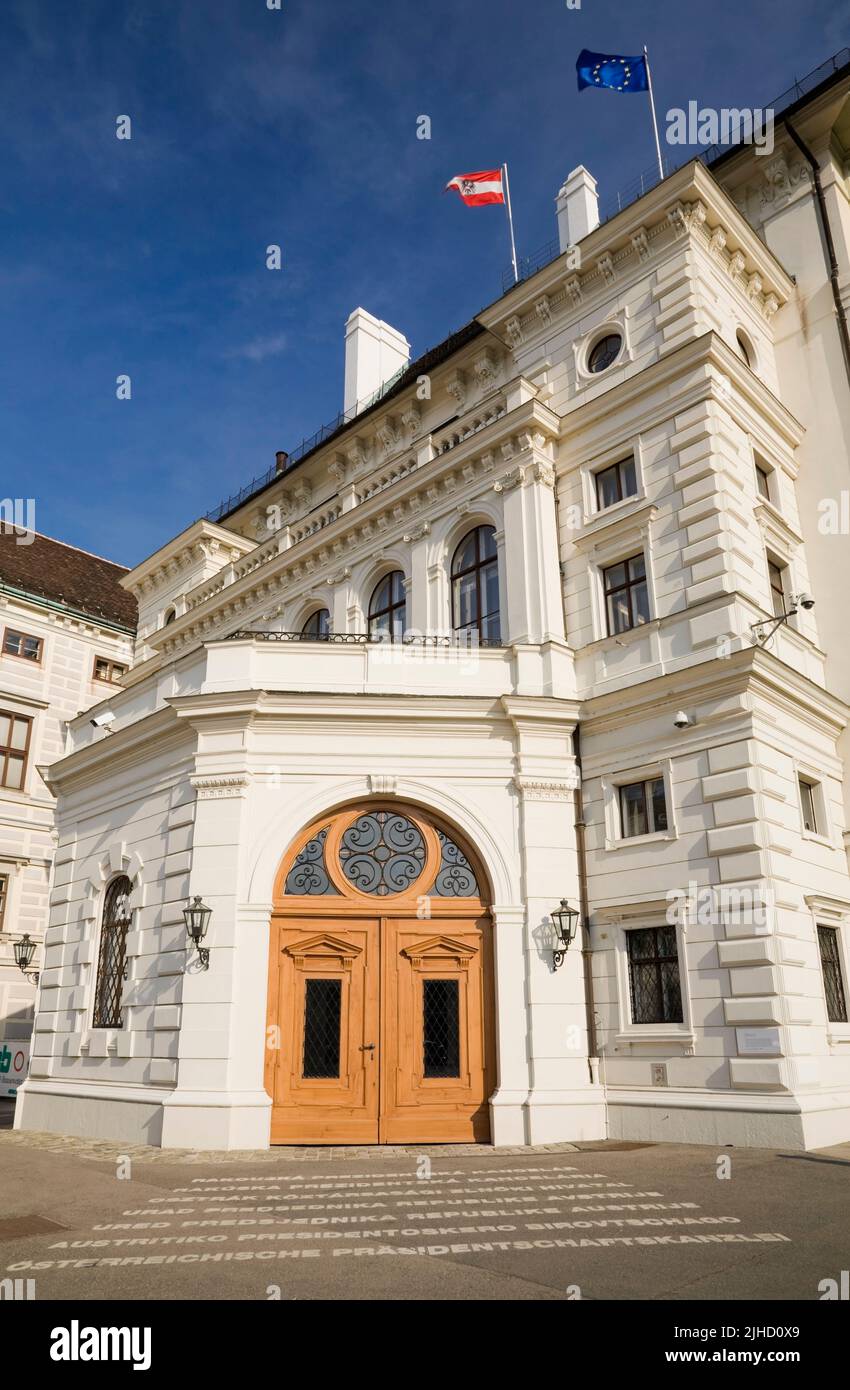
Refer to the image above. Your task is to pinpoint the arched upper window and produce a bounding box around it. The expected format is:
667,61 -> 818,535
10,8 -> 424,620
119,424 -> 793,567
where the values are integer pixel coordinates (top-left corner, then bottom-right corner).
163,607 -> 177,627
302,608 -> 330,638
736,329 -> 753,367
451,526 -> 501,643
92,875 -> 132,1029
368,571 -> 406,640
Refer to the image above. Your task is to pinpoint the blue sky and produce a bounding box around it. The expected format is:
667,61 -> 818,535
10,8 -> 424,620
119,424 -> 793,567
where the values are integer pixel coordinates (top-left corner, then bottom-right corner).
2,0 -> 848,567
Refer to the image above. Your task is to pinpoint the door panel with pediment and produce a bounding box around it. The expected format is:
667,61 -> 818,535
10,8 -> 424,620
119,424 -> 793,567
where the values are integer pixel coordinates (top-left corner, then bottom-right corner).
266,804 -> 493,1145
267,918 -> 380,1143
381,916 -> 493,1143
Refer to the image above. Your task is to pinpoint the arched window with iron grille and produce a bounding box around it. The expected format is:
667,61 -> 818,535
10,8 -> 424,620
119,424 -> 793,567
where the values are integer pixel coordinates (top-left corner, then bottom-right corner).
451,526 -> 501,643
92,875 -> 132,1029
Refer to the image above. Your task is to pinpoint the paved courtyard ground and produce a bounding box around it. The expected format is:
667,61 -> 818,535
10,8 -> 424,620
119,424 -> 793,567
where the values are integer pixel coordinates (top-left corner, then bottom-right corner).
1,1102 -> 848,1301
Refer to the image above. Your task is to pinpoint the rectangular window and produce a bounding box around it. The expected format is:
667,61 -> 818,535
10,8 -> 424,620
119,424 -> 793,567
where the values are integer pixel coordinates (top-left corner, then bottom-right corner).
755,463 -> 771,501
423,978 -> 461,1078
603,553 -> 649,635
302,978 -> 342,1078
595,457 -> 637,511
3,629 -> 43,662
93,656 -> 127,684
627,926 -> 683,1024
768,559 -> 787,619
817,926 -> 848,1024
0,873 -> 7,930
619,777 -> 668,838
799,777 -> 819,835
0,710 -> 32,791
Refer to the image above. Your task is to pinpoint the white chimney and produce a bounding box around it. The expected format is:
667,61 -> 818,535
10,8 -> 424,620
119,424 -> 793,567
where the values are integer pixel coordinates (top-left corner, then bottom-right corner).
343,308 -> 411,417
556,166 -> 600,253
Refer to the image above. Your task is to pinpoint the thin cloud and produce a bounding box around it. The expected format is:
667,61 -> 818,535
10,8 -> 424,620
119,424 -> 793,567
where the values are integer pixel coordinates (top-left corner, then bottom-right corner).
225,332 -> 288,363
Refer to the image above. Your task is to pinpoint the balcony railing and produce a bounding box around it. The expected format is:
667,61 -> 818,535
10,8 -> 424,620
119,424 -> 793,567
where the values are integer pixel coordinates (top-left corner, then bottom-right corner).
224,629 -> 505,648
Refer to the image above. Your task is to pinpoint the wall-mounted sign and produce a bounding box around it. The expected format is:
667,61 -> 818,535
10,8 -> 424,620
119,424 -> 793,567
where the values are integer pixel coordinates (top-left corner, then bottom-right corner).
736,1027 -> 782,1056
0,1039 -> 29,1096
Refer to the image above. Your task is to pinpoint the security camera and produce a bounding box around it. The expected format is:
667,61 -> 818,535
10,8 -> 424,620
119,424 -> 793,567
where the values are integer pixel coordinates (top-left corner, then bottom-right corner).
794,592 -> 815,611
90,710 -> 115,731
673,710 -> 692,730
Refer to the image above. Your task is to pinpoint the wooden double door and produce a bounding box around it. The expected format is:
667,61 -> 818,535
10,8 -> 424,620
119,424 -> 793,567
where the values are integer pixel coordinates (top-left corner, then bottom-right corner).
265,805 -> 494,1144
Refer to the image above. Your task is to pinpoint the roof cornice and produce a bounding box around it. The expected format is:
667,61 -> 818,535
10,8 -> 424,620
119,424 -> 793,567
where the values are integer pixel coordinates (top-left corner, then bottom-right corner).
480,159 -> 795,342
121,518 -> 256,596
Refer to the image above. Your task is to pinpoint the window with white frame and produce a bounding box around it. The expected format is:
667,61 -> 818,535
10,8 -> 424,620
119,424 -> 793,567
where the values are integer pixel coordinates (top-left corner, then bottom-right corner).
626,925 -> 683,1024
619,777 -> 668,838
798,774 -> 825,837
595,457 -> 637,512
302,608 -> 330,638
0,872 -> 8,931
602,552 -> 649,635
451,526 -> 501,643
817,925 -> 848,1024
368,572 -> 406,640
767,555 -> 789,619
754,452 -> 773,503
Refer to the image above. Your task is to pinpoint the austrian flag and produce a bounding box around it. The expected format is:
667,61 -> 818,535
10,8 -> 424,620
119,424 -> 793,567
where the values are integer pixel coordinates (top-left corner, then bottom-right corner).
445,169 -> 504,206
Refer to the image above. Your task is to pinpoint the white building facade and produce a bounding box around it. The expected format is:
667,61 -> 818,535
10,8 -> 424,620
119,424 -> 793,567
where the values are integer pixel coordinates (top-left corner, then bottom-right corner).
0,531 -> 135,1071
15,61 -> 850,1151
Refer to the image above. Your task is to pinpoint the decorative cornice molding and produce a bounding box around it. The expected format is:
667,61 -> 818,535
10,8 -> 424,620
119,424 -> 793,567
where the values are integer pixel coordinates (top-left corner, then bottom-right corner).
493,460 -> 556,494
513,776 -> 577,801
190,774 -> 251,801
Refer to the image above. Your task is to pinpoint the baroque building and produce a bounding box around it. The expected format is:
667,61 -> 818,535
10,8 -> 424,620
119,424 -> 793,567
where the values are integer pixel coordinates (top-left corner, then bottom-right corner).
0,529 -> 135,1082
15,55 -> 850,1151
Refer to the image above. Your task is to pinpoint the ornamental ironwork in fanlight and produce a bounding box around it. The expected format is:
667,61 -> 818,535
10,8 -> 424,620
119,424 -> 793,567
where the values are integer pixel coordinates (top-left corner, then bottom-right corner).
283,807 -> 482,900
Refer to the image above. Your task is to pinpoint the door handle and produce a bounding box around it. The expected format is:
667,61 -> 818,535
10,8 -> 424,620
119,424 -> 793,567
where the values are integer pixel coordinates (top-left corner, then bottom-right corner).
359,1043 -> 375,1051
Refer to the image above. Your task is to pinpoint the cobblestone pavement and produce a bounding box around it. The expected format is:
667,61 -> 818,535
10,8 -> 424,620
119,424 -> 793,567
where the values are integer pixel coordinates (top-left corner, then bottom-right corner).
3,1100 -> 849,1301
0,1105 -> 579,1164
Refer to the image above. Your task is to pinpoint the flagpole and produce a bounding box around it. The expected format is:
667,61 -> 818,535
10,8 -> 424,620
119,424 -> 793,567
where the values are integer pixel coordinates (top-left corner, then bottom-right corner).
643,46 -> 665,183
502,162 -> 519,284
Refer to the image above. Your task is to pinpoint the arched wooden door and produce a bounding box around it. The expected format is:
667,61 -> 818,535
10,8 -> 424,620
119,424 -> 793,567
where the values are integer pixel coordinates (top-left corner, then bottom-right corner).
265,803 -> 495,1144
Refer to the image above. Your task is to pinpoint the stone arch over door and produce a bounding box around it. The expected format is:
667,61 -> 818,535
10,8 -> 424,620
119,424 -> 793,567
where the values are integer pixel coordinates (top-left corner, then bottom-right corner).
265,800 -> 496,1144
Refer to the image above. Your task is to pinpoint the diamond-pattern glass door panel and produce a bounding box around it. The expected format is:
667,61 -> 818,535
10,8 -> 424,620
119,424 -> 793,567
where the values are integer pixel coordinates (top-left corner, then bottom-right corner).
423,978 -> 460,1077
268,919 -> 380,1144
302,978 -> 342,1078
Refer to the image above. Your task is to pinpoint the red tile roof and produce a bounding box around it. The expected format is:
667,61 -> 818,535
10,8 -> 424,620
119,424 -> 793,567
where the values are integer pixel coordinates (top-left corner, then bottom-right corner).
0,527 -> 137,631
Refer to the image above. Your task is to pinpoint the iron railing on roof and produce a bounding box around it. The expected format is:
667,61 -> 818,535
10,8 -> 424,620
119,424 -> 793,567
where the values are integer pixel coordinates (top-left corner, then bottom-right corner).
210,48 -> 850,523
205,363 -> 412,524
501,46 -> 850,291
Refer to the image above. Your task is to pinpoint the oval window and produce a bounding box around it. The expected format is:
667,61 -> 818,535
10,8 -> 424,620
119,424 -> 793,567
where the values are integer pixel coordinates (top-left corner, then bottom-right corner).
588,333 -> 623,374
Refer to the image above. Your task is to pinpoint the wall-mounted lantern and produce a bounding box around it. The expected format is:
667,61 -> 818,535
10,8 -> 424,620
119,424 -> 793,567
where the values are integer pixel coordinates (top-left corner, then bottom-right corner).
14,934 -> 40,985
182,896 -> 212,969
550,900 -> 580,970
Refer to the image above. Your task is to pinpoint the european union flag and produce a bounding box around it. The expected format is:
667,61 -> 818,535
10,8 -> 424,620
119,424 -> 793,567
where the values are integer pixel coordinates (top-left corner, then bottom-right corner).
577,49 -> 649,94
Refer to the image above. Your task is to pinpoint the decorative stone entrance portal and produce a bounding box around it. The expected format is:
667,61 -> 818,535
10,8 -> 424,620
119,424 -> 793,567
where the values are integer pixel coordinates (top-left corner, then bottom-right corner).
265,804 -> 494,1144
